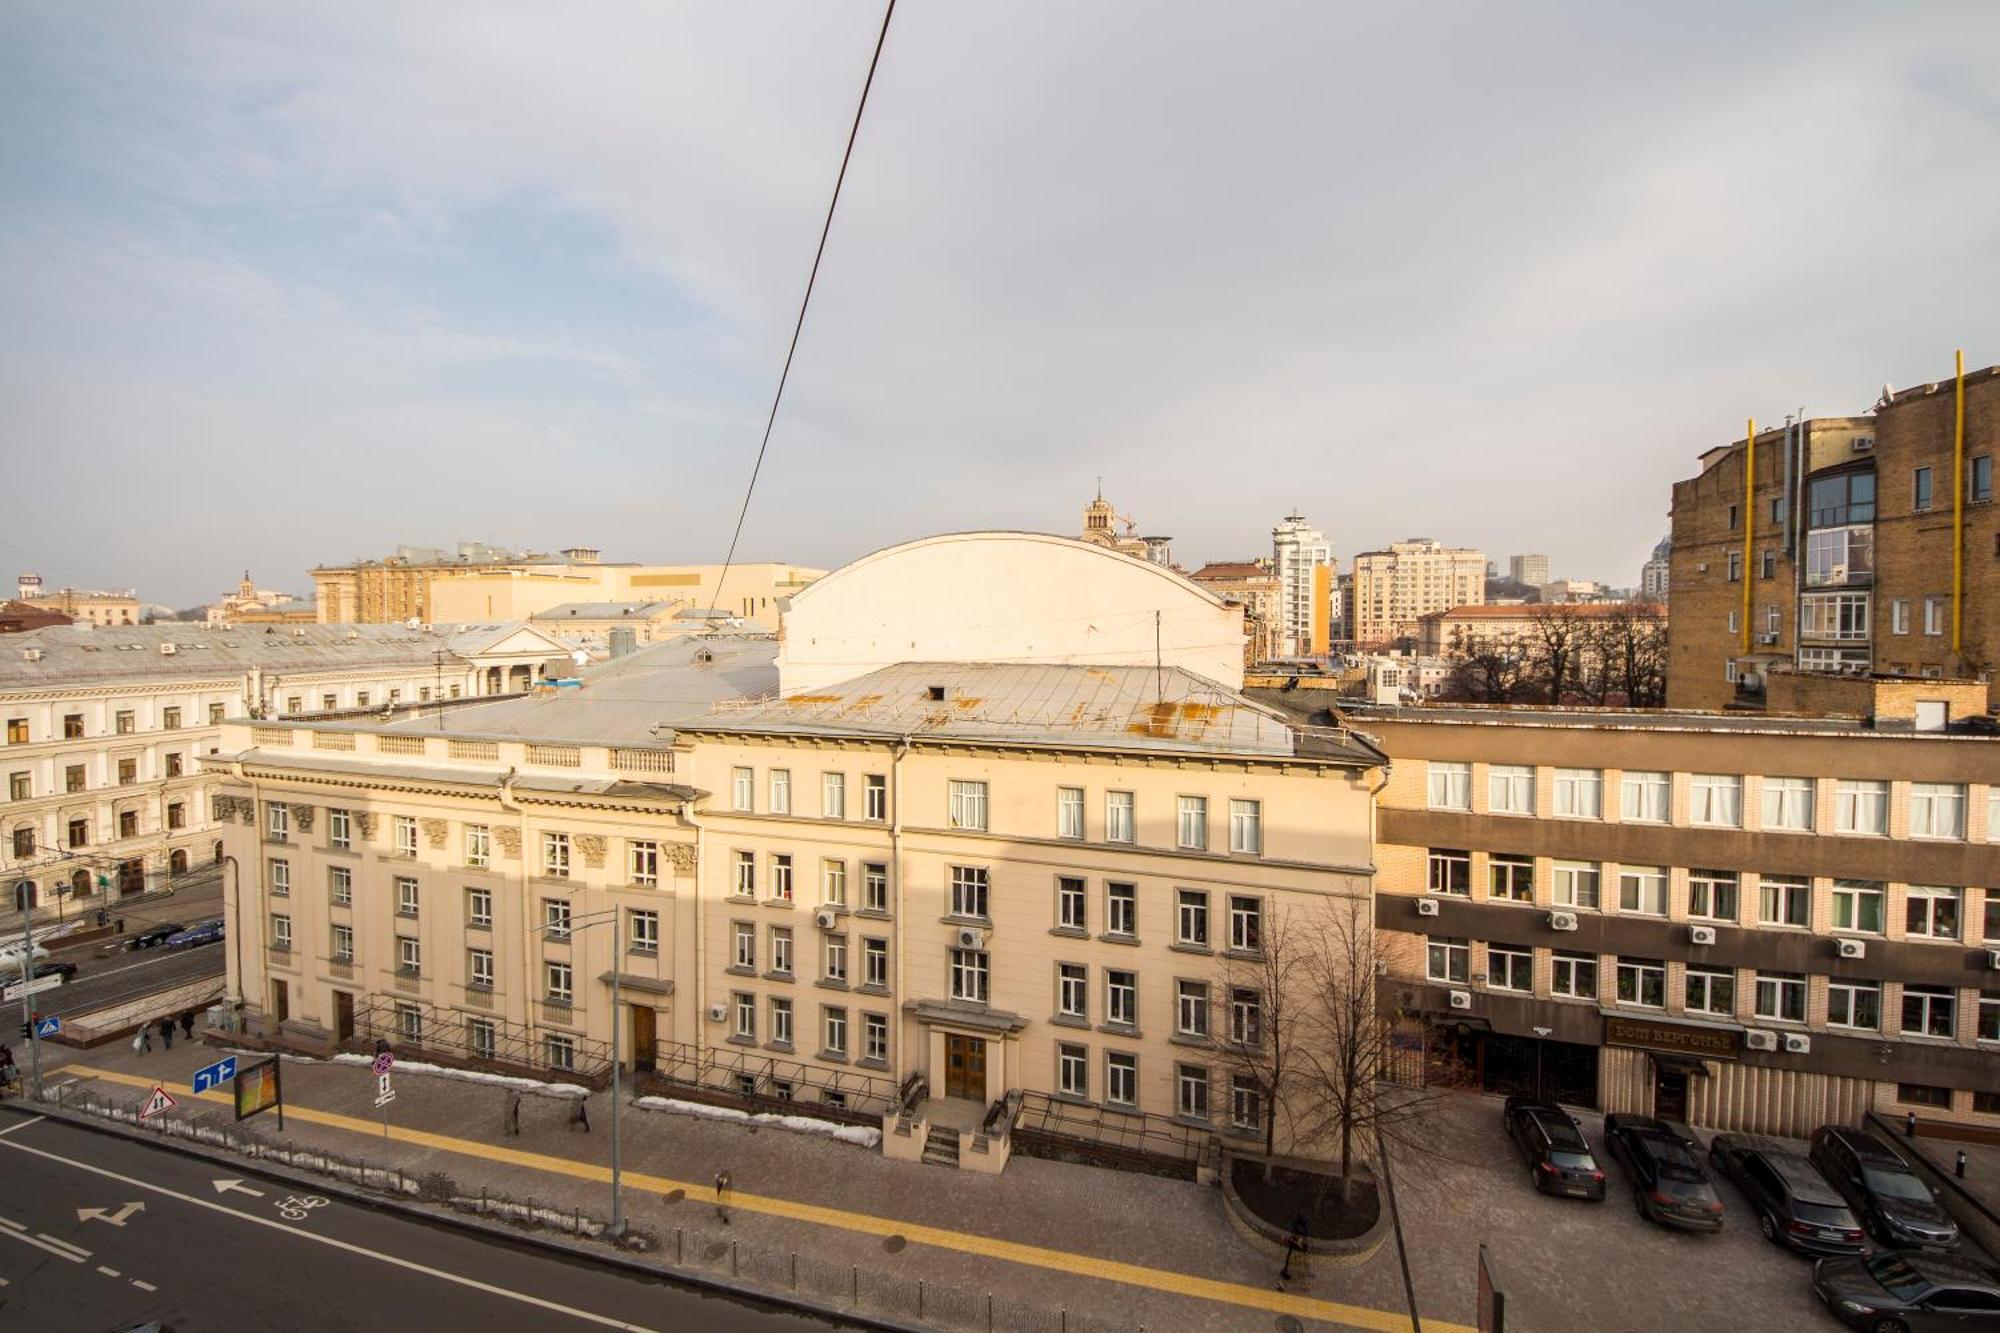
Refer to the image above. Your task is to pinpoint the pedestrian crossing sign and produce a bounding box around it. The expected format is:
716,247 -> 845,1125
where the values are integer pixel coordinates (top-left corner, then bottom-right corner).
138,1085 -> 177,1121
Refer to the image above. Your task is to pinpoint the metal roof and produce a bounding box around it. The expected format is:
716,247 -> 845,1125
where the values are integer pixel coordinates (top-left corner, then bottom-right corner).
530,601 -> 679,620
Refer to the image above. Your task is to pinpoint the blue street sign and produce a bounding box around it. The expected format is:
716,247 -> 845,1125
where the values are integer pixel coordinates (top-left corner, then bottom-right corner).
192,1055 -> 238,1094
34,1016 -> 60,1038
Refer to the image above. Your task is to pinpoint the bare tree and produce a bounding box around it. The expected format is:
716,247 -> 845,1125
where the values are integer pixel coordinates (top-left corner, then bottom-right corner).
1444,627 -> 1532,703
1524,604 -> 1592,704
1215,902 -> 1307,1178
1588,601 -> 1667,706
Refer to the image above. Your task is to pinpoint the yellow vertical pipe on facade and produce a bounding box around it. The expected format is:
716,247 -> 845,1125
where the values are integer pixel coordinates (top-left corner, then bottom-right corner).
1742,418 -> 1755,653
1952,349 -> 1965,654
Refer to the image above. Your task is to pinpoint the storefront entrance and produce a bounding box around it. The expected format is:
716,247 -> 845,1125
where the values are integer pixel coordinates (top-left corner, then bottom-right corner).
1429,1025 -> 1599,1108
944,1034 -> 986,1101
1655,1068 -> 1690,1120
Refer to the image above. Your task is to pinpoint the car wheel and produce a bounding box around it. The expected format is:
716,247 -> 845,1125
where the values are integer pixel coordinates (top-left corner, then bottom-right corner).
1757,1213 -> 1776,1242
1869,1319 -> 1908,1333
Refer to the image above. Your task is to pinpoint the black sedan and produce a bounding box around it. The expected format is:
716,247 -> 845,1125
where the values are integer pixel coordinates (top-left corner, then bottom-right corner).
1502,1095 -> 1606,1200
1709,1133 -> 1865,1256
164,919 -> 225,950
1809,1126 -> 1961,1252
127,922 -> 186,949
1605,1114 -> 1725,1232
31,959 -> 79,983
1814,1251 -> 2000,1332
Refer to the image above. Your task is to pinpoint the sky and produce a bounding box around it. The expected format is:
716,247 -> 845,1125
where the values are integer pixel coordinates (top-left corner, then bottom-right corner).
3,2 -> 1999,610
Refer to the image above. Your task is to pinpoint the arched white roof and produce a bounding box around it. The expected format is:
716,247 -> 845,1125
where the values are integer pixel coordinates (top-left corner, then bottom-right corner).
777,531 -> 1245,693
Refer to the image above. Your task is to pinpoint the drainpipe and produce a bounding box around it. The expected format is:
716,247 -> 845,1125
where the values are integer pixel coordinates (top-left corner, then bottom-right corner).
1741,417 -> 1756,656
1791,413 -> 1806,667
683,795 -> 708,1062
497,767 -> 532,1039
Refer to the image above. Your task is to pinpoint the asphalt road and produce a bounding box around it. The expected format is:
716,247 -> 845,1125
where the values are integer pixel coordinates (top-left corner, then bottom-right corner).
27,944 -> 225,1024
0,1108 -> 858,1332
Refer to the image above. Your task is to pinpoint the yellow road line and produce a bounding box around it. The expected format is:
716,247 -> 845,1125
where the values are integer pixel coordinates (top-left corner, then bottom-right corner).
61,1064 -> 1464,1333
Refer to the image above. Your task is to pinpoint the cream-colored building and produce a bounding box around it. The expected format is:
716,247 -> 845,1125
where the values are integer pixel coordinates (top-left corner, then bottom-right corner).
429,562 -> 825,629
17,578 -> 143,628
1186,561 -> 1284,664
210,535 -> 1383,1172
1350,539 -> 1487,648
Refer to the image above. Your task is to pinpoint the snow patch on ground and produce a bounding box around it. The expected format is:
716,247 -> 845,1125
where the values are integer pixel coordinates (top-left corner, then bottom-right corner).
331,1052 -> 588,1098
633,1095 -> 882,1148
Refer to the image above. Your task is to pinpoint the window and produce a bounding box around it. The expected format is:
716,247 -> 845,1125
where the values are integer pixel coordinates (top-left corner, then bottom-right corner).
733,922 -> 755,970
733,993 -> 755,1040
1833,880 -> 1885,933
1988,889 -> 2000,945
1617,866 -> 1666,916
1726,551 -> 1742,582
1890,597 -> 1911,635
864,1013 -> 888,1062
863,863 -> 888,913
395,876 -> 419,917
1177,1065 -> 1210,1121
1727,503 -> 1739,531
66,817 -> 87,848
1106,970 -> 1137,1026
543,898 -> 571,940
821,932 -> 846,981
395,1002 -> 422,1042
1905,886 -> 1961,940
1832,779 -> 1888,835
355,691 -> 369,708
1058,1044 -> 1088,1097
164,753 -> 183,779
542,832 -> 570,877
1228,799 -> 1262,854
1177,980 -> 1210,1036
1057,876 -> 1086,931
821,859 -> 846,906
1973,454 -> 1994,504
1488,945 -> 1531,992
1427,848 -> 1470,896
769,769 -> 791,815
1800,592 -> 1870,641
10,826 -> 31,857
1901,985 -> 1956,1039
731,767 -> 753,811
162,706 -> 181,730
1551,952 -> 1597,999
329,808 -> 351,849
1898,1083 -> 1952,1110
2,718 -> 24,745
1688,870 -> 1737,922
465,824 -> 490,867
1230,1075 -> 1261,1132
1488,765 -> 1535,815
1553,768 -> 1602,819
1553,861 -> 1601,910
117,758 -> 137,785
118,809 -> 138,838
950,948 -> 988,1002
270,914 -> 292,952
468,948 -> 494,989
950,865 -> 989,919
629,909 -> 659,953
267,803 -> 289,841
863,937 -> 887,988
1923,596 -> 1946,636
1058,963 -> 1087,1019
864,774 -> 887,821
1104,1052 -> 1137,1108
1759,551 -> 1777,580
1482,854 -> 1532,903
823,773 -> 847,820
769,927 -> 793,975
769,998 -> 792,1045
1828,981 -> 1881,1031
115,710 -> 134,735
209,702 -> 225,724
1980,992 -> 1999,1043
1615,958 -> 1665,1008
1228,896 -> 1262,953
1685,967 -> 1735,1016
330,923 -> 354,962
1176,796 -> 1208,850
942,779 -> 989,831
1057,787 -> 1084,839
1426,937 -> 1469,984
1106,882 -> 1136,937
394,816 -> 418,857
1757,876 -> 1809,927
1913,465 -> 1933,512
1177,889 -> 1210,945
1229,988 -> 1262,1044
465,885 -> 489,926
1808,470 -> 1874,526
1427,762 -> 1471,810
1754,972 -> 1806,1022
733,851 -> 756,896
64,764 -> 84,793
623,839 -> 660,888
1761,777 -> 1815,831
1106,790 -> 1135,843
771,854 -> 793,901
269,858 -> 291,897
62,713 -> 83,739
1620,771 -> 1670,823
1690,774 -> 1742,827
1909,783 -> 1965,840
397,936 -> 421,975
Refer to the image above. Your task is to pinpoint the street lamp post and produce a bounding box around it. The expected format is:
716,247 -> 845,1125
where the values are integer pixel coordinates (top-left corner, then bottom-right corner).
533,907 -> 627,1237
14,879 -> 44,1099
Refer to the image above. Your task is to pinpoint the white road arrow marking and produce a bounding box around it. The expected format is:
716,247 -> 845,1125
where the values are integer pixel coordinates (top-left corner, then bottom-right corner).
211,1178 -> 265,1198
76,1202 -> 145,1227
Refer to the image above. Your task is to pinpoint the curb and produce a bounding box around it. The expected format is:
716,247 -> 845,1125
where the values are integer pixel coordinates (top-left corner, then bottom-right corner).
1217,1152 -> 1389,1269
5,1097 -> 918,1333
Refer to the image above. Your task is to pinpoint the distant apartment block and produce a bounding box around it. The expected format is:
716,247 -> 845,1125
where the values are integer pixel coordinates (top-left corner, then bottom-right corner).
1271,513 -> 1333,658
1508,554 -> 1550,588
1350,539 -> 1487,648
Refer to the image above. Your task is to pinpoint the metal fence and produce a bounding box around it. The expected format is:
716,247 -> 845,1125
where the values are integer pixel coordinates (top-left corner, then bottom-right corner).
643,1039 -> 900,1123
1012,1091 -> 1204,1177
347,993 -> 614,1084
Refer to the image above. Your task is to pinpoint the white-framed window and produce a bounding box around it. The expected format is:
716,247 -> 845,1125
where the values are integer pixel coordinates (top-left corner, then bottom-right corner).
393,816 -> 418,857
864,1012 -> 888,1062
1427,848 -> 1471,896
822,772 -> 848,820
1923,596 -> 1946,636
1614,958 -> 1665,1008
1799,591 -> 1871,641
1426,936 -> 1468,984
1176,1064 -> 1210,1121
1105,790 -> 1135,844
1229,988 -> 1262,1045
1552,768 -> 1602,819
1688,869 -> 1736,921
1553,861 -> 1601,910
822,932 -> 847,982
1979,992 -> 1999,1044
771,854 -> 793,901
733,922 -> 755,970
543,897 -> 571,939
1057,963 -> 1087,1019
733,850 -> 756,896
733,992 -> 755,1040
1177,980 -> 1210,1036
330,923 -> 354,962
1057,786 -> 1084,839
821,859 -> 847,906
1177,889 -> 1209,945
1618,866 -> 1667,916
1551,951 -> 1596,999
1831,879 -> 1885,933
1685,967 -> 1735,1016
465,824 -> 490,868
542,832 -> 570,878
1488,855 -> 1533,903
1105,882 -> 1137,937
1229,1074 -> 1261,1132
1177,796 -> 1208,850
950,865 -> 989,919
1689,774 -> 1742,827
468,948 -> 494,990
731,767 -> 753,811
397,936 -> 421,975
1754,971 -> 1806,1022
395,1002 -> 422,1042
1228,799 -> 1262,855
1057,1043 -> 1087,1097
329,808 -> 351,850
1828,981 -> 1881,1031
950,948 -> 988,1003
396,876 -> 419,917
270,913 -> 292,952
864,774 -> 887,822
1057,876 -> 1086,931
863,937 -> 887,988
1487,945 -> 1532,991
1902,985 -> 1955,1038
769,997 -> 793,1046
1620,771 -> 1669,823
1426,761 -> 1471,811
1488,764 -> 1535,815
1757,876 -> 1809,927
947,779 -> 986,831
627,840 -> 659,887
628,908 -> 659,953
863,863 -> 888,913
1105,970 -> 1137,1026
1228,896 -> 1262,953
1908,783 -> 1966,840
1761,777 -> 1815,832
822,1006 -> 847,1057
1891,598 -> 1911,635
267,803 -> 289,841
269,858 -> 290,897
1834,780 -> 1887,835
545,1034 -> 576,1072
467,1016 -> 497,1060
1905,886 -> 1961,940
769,927 -> 793,976
769,769 -> 791,815
1105,1052 -> 1137,1107
466,886 -> 491,928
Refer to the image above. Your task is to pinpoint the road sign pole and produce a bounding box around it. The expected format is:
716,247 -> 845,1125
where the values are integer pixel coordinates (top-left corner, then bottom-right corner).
17,881 -> 41,1100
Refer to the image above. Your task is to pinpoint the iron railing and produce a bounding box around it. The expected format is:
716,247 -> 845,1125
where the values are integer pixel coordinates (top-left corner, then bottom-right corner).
1012,1091 -> 1207,1171
348,994 -> 612,1082
641,1040 -> 899,1123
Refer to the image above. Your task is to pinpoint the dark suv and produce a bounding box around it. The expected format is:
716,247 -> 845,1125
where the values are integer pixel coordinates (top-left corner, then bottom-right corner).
1813,1251 -> 2000,1332
1809,1126 -> 1960,1252
1503,1096 -> 1606,1200
1709,1133 -> 1865,1256
1605,1114 -> 1724,1231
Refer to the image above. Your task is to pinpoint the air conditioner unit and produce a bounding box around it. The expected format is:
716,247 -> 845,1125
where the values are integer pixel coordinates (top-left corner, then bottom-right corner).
1547,911 -> 1578,932
1837,938 -> 1866,960
1783,1032 -> 1811,1054
1447,989 -> 1472,1010
1695,562 -> 1708,573
1688,925 -> 1717,946
706,1003 -> 727,1023
813,908 -> 840,931
954,926 -> 987,950
1986,950 -> 2000,971
1744,1029 -> 1778,1051
1851,437 -> 1874,451
1415,897 -> 1441,917
1756,633 -> 1780,646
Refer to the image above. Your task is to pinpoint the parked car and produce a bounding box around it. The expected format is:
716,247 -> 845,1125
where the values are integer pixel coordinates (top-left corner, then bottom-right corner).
163,919 -> 225,950
127,922 -> 186,950
1604,1113 -> 1725,1231
1709,1133 -> 1865,1256
1502,1095 -> 1606,1200
1814,1251 -> 2000,1332
1809,1126 -> 1961,1252
30,959 -> 79,983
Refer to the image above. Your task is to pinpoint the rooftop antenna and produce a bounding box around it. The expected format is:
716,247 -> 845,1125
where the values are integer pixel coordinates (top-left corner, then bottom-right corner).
1154,610 -> 1164,704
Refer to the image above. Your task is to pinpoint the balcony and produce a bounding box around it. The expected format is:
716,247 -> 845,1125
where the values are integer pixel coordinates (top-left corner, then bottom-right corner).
539,999 -> 578,1026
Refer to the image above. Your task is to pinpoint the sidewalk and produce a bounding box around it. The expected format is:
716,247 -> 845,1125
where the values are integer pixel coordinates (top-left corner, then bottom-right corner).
37,1040 -> 1454,1333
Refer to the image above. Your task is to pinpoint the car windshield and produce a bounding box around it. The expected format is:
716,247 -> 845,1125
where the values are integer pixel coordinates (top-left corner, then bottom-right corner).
1658,1176 -> 1716,1201
1550,1151 -> 1596,1171
1862,1168 -> 1934,1202
1863,1254 -> 1929,1302
1794,1201 -> 1857,1227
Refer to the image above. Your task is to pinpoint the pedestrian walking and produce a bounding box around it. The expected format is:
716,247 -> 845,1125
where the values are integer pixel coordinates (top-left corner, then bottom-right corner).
134,1025 -> 152,1054
0,1043 -> 17,1098
714,1170 -> 733,1225
180,1010 -> 195,1040
505,1092 -> 522,1137
1278,1213 -> 1311,1288
158,1017 -> 175,1051
570,1097 -> 590,1133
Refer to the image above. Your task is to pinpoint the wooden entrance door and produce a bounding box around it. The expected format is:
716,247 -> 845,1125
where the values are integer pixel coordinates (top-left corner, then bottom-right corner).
271,978 -> 289,1025
944,1035 -> 986,1101
631,1005 -> 657,1073
334,990 -> 355,1042
1655,1069 -> 1689,1121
